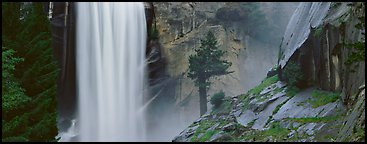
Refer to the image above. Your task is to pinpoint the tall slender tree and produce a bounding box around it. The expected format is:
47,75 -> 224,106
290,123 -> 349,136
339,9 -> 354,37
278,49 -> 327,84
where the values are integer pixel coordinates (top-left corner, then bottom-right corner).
188,30 -> 233,115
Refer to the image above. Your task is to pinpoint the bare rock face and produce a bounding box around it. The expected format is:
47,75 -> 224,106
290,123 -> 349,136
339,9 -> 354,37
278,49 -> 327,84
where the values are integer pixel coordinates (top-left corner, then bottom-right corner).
280,2 -> 364,96
336,85 -> 365,142
152,2 -> 298,128
171,2 -> 364,142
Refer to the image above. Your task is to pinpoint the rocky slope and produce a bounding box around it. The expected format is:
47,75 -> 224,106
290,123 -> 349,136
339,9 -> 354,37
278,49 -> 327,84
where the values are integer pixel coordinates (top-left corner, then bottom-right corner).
173,75 -> 352,142
172,2 -> 365,142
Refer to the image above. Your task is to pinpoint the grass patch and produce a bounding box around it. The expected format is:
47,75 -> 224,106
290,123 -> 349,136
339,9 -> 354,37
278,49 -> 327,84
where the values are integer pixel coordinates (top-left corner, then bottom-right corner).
286,86 -> 299,97
248,75 -> 279,96
306,90 -> 340,108
274,87 -> 283,94
196,130 -> 220,142
240,75 -> 279,110
240,94 -> 252,110
256,93 -> 271,103
190,120 -> 216,141
236,121 -> 290,142
263,121 -> 290,140
284,116 -> 340,123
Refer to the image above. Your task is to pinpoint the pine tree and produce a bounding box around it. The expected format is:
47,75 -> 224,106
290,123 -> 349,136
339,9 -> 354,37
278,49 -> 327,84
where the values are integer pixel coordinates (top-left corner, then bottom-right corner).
188,31 -> 233,115
2,2 -> 59,141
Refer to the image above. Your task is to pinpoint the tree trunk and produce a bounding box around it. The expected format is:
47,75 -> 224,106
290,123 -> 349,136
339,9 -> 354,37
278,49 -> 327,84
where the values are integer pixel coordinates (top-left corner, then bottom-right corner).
199,86 -> 207,116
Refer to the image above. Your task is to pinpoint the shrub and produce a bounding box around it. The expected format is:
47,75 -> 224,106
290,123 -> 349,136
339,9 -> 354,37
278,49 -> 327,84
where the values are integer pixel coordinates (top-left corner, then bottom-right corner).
314,27 -> 323,38
283,61 -> 303,88
210,91 -> 225,108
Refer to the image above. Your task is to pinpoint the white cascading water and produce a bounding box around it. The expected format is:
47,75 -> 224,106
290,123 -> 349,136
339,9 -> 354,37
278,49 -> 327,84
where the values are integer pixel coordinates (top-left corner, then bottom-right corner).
75,2 -> 147,142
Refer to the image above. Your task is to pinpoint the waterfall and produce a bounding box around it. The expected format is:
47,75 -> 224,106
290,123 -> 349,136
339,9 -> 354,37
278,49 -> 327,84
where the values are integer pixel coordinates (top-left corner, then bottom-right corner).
73,2 -> 147,142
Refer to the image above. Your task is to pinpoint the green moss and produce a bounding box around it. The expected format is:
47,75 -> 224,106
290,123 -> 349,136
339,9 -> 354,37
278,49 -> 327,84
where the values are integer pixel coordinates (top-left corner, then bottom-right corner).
284,116 -> 340,123
248,75 -> 279,96
306,90 -> 340,108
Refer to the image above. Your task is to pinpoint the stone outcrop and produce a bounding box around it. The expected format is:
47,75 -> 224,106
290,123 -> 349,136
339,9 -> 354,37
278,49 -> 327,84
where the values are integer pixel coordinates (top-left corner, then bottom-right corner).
151,2 -> 298,130
172,77 -> 349,142
280,2 -> 364,97
172,2 -> 364,142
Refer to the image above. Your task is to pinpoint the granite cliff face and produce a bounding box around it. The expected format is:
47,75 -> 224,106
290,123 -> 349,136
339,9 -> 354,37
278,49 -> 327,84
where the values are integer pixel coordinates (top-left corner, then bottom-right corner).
171,2 -> 365,142
145,2 -> 299,141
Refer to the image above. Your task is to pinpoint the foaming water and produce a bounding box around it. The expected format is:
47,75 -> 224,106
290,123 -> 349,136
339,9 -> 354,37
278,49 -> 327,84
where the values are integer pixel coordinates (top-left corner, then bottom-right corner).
73,2 -> 147,142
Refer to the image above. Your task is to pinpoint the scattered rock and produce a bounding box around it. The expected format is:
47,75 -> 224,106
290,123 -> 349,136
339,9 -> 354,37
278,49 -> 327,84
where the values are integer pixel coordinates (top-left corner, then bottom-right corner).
288,130 -> 296,138
207,123 -> 220,131
197,133 -> 204,139
221,123 -> 235,132
209,132 -> 223,142
266,67 -> 278,78
234,110 -> 242,117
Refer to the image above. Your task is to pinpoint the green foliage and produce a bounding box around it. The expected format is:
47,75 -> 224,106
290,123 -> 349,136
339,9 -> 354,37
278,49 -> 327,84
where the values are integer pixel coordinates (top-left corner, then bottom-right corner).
2,81 -> 30,114
2,2 -> 59,141
263,121 -> 290,140
2,47 -> 24,79
149,17 -> 159,40
248,75 -> 279,96
349,126 -> 365,142
2,47 -> 30,114
344,2 -> 365,72
286,86 -> 300,97
306,90 -> 340,108
199,130 -> 220,142
239,75 -> 279,111
283,61 -> 303,88
2,136 -> 29,142
212,98 -> 231,115
210,91 -> 225,108
240,94 -> 252,110
284,116 -> 340,123
237,121 -> 290,141
188,30 -> 233,89
273,87 -> 283,94
314,27 -> 323,38
190,120 -> 217,142
188,30 -> 232,115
